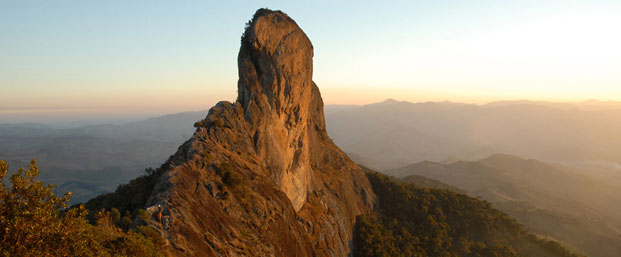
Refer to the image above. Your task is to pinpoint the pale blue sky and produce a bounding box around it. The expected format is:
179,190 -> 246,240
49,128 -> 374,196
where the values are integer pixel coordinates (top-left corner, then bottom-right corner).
2,0 -> 621,123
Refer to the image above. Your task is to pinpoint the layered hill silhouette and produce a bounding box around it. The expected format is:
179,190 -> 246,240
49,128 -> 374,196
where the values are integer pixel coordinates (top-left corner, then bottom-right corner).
0,111 -> 207,204
389,154 -> 621,257
325,99 -> 621,170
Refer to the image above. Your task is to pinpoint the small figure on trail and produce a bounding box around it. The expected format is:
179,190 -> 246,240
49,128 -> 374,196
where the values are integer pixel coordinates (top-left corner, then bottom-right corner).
157,204 -> 163,223
162,215 -> 170,230
169,160 -> 176,171
194,126 -> 206,136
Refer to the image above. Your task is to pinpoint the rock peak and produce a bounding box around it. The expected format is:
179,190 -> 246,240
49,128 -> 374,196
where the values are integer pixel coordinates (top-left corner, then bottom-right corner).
144,9 -> 375,256
238,9 -> 313,112
236,8 -> 316,210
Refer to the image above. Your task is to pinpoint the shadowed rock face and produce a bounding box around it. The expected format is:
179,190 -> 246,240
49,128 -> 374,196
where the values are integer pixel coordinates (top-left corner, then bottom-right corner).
145,9 -> 375,257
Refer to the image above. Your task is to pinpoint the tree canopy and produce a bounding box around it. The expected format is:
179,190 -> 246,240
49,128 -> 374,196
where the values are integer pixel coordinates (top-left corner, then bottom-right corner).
353,169 -> 582,257
0,160 -> 166,257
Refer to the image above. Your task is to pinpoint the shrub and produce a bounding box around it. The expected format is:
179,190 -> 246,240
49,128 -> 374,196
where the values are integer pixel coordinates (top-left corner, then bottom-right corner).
193,119 -> 207,128
85,167 -> 163,219
0,159 -> 167,257
0,160 -> 103,257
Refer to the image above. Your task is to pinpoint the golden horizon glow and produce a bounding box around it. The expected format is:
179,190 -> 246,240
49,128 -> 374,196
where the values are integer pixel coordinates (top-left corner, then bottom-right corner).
2,2 -> 621,119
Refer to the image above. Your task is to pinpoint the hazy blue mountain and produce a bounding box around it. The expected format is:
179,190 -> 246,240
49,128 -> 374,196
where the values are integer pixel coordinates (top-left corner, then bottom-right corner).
388,154 -> 621,257
325,99 -> 621,170
484,99 -> 621,111
0,110 -> 208,204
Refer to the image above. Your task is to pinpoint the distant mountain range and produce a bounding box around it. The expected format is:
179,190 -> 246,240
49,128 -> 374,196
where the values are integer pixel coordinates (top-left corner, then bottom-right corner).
325,99 -> 621,170
0,110 -> 208,204
388,154 -> 621,257
484,99 -> 621,111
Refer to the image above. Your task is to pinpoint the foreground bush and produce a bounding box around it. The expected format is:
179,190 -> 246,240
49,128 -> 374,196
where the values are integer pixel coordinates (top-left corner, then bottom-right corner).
0,160 -> 166,257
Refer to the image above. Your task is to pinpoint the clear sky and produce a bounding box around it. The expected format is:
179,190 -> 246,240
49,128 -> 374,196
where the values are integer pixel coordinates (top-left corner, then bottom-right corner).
2,0 -> 621,123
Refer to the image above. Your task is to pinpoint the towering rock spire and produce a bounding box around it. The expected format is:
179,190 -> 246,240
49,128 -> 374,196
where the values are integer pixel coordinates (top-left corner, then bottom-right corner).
237,9 -> 315,210
146,9 -> 375,256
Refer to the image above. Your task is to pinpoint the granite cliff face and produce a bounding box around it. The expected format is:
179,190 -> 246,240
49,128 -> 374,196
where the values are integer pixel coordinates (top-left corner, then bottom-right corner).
237,9 -> 315,211
145,9 -> 375,256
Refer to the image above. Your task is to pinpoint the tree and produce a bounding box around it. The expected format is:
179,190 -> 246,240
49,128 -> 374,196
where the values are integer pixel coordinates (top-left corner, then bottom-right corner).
0,159 -> 167,257
0,160 -> 103,256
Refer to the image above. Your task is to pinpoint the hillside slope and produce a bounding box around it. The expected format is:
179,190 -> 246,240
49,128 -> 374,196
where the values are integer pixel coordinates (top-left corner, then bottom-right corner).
388,154 -> 621,257
355,169 -> 582,257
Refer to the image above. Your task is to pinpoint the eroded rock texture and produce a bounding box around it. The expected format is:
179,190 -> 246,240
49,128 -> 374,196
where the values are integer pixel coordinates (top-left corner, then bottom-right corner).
146,9 -> 375,257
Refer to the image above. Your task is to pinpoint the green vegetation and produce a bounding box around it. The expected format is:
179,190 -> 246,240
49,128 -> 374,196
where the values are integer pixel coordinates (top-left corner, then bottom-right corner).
354,170 -> 582,257
193,119 -> 207,128
402,174 -> 466,194
86,167 -> 163,217
91,208 -> 165,257
0,160 -> 166,257
388,156 -> 621,257
241,8 -> 276,44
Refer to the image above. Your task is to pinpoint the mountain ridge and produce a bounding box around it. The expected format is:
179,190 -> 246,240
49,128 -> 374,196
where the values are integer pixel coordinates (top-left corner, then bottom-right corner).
388,154 -> 621,257
326,98 -> 621,170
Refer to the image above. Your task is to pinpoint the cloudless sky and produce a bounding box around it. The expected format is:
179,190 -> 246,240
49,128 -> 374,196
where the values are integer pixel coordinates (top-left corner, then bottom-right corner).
2,0 -> 621,123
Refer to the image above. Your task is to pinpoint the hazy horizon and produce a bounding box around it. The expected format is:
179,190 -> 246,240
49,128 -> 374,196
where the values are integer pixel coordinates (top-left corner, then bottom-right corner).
3,0 -> 621,119
3,97 -> 621,127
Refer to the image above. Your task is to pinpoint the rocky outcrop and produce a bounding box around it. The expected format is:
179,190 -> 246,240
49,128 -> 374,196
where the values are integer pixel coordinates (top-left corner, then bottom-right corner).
145,9 -> 375,257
